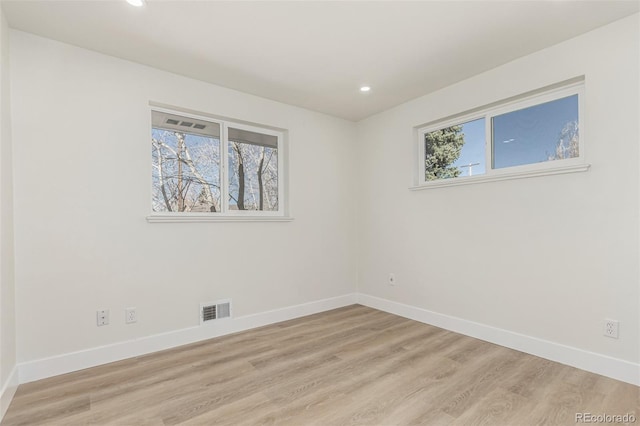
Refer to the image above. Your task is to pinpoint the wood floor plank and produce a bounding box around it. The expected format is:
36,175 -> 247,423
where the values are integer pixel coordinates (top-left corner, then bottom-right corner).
2,395 -> 90,426
450,386 -> 534,426
2,305 -> 638,426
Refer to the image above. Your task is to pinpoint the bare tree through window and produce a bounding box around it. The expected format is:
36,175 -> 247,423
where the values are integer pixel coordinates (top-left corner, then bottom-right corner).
151,111 -> 280,213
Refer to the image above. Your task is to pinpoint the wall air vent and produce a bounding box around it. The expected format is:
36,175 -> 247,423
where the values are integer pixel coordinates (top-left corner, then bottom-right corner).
152,111 -> 220,138
200,299 -> 232,324
202,304 -> 217,322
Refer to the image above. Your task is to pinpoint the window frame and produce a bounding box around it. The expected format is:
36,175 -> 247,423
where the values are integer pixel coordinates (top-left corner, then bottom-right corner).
414,81 -> 588,190
148,106 -> 289,222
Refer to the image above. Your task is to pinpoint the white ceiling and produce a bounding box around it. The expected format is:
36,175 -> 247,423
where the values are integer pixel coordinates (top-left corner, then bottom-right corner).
2,0 -> 638,121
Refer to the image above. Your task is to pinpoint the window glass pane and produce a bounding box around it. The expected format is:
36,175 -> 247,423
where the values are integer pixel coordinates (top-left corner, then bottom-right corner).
151,111 -> 221,212
492,95 -> 579,169
228,127 -> 279,211
425,118 -> 485,181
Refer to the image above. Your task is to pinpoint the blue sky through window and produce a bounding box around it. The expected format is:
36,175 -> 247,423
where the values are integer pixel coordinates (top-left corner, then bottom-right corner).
492,95 -> 578,169
453,118 -> 486,177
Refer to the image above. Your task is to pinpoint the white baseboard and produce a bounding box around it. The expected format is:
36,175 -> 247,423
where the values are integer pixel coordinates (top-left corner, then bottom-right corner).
15,292 -> 640,389
0,366 -> 19,422
18,293 -> 358,384
357,293 -> 640,386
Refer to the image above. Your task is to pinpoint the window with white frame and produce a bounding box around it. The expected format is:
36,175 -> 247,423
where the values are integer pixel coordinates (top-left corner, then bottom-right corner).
151,109 -> 284,216
416,81 -> 586,188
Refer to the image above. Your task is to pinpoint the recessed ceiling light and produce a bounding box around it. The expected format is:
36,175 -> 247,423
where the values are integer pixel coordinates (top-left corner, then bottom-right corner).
126,0 -> 145,7
360,86 -> 371,93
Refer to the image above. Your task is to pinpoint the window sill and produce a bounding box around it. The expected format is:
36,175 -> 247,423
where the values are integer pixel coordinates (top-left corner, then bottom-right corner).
146,215 -> 294,223
409,163 -> 590,191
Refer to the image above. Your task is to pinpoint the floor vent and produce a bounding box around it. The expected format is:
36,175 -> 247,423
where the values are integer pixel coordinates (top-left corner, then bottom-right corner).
200,300 -> 231,324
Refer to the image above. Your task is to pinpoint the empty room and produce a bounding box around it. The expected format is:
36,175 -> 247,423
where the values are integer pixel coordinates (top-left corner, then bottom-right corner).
0,0 -> 639,425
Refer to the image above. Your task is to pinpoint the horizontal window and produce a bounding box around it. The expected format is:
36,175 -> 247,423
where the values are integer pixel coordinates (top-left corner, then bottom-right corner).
150,109 -> 285,218
417,81 -> 586,188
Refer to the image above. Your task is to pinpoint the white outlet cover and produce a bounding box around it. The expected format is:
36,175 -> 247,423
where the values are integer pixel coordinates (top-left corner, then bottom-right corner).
604,319 -> 619,339
125,307 -> 137,324
97,309 -> 109,326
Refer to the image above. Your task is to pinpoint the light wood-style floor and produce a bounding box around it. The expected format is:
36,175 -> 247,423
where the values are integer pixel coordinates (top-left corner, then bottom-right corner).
2,305 -> 638,425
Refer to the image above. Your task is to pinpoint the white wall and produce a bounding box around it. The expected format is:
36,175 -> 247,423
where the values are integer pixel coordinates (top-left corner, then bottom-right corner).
10,31 -> 358,363
356,15 -> 639,365
0,4 -> 17,417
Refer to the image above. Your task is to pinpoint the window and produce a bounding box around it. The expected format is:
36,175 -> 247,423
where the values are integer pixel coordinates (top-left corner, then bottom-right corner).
424,118 -> 486,180
150,109 -> 285,219
416,81 -> 587,188
227,126 -> 279,211
492,95 -> 579,170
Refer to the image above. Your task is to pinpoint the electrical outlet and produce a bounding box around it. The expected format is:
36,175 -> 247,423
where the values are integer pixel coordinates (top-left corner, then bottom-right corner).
604,319 -> 619,339
125,307 -> 137,324
388,273 -> 396,287
97,309 -> 109,326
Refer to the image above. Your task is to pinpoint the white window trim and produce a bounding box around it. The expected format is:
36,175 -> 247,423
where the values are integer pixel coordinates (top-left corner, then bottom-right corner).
413,81 -> 589,190
147,107 -> 291,222
146,214 -> 294,223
